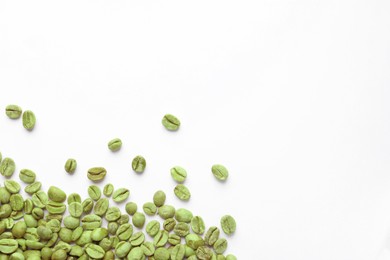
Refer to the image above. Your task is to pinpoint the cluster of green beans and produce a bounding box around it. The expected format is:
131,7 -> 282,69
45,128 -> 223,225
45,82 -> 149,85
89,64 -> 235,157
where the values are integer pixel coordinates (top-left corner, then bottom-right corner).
0,106 -> 237,259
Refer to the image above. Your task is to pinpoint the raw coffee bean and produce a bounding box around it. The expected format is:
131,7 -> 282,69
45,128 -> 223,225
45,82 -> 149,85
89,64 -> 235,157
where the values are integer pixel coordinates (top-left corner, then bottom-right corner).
153,190 -> 166,207
0,239 -> 18,254
143,202 -> 157,216
153,230 -> 169,247
213,238 -> 228,254
175,208 -> 193,223
196,246 -> 213,260
174,184 -> 191,201
64,158 -> 77,174
112,188 -> 129,203
115,241 -> 131,258
68,202 -> 83,218
162,114 -> 180,131
204,226 -> 220,246
103,184 -> 114,197
170,166 -> 187,183
88,185 -> 101,201
127,247 -> 144,260
46,201 -> 66,215
191,216 -> 205,235
158,205 -> 175,220
116,224 -> 133,241
168,234 -> 181,246
63,216 -> 79,230
85,244 -> 105,259
94,198 -> 109,216
211,164 -> 229,181
107,138 -> 122,152
87,167 -> 107,182
105,207 -> 121,222
129,231 -> 145,246
48,186 -> 67,203
170,244 -> 185,260
117,214 -> 129,225
81,214 -> 102,230
141,241 -> 155,256
19,169 -> 36,184
67,193 -> 82,204
81,198 -> 94,214
91,228 -> 108,242
5,105 -> 22,119
154,247 -> 170,260
4,180 -> 21,194
163,218 -> 176,232
226,254 -> 237,260
220,215 -> 236,235
146,220 -> 160,237
132,212 -> 145,228
125,202 -> 137,215
174,222 -> 190,237
24,182 -> 41,195
22,110 -> 36,130
131,155 -> 146,173
0,158 -> 16,177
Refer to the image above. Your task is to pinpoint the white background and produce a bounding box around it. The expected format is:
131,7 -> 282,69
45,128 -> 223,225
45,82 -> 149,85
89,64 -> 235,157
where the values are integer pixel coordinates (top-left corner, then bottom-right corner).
0,1 -> 390,259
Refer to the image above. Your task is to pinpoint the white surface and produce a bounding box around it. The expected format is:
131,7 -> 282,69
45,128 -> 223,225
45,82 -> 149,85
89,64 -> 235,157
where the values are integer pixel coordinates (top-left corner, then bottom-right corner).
0,1 -> 390,259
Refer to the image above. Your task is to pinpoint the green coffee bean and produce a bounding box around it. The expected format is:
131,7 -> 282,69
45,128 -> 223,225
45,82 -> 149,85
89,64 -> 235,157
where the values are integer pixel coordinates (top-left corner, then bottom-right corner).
0,239 -> 18,254
143,202 -> 157,216
41,247 -> 53,259
5,105 -> 22,119
132,155 -> 146,173
69,245 -> 83,257
24,182 -> 41,195
158,205 -> 175,219
48,186 -> 67,203
175,208 -> 193,223
211,164 -> 229,181
94,198 -> 109,216
0,158 -> 16,177
171,244 -> 185,260
18,169 -> 36,184
174,184 -> 191,201
125,202 -> 137,215
10,252 -> 24,260
162,114 -> 180,131
81,198 -> 93,214
146,220 -> 160,237
71,226 -> 83,242
170,166 -> 187,183
68,202 -> 83,218
11,221 -> 26,239
0,187 -> 10,204
153,190 -> 166,207
91,228 -> 108,242
46,201 -> 66,215
174,222 -> 189,237
191,216 -> 205,235
114,241 -> 131,258
213,238 -> 227,254
112,188 -> 129,203
168,234 -> 181,245
67,193 -> 81,204
225,254 -> 237,260
141,241 -> 155,256
153,230 -> 169,247
76,230 -> 92,246
99,237 -> 112,252
10,194 -> 23,211
130,231 -> 145,246
103,184 -> 114,197
63,216 -> 79,230
64,158 -> 77,174
127,247 -> 144,260
107,222 -> 118,235
88,185 -> 101,201
154,247 -> 170,260
4,180 -> 20,194
22,110 -> 36,130
132,212 -> 145,228
46,219 -> 61,233
116,224 -> 133,241
31,191 -> 48,208
105,207 -> 121,222
37,226 -> 52,240
87,167 -> 107,182
163,218 -> 176,232
204,226 -> 220,246
81,214 -> 102,230
220,215 -> 236,235
108,138 -> 122,152
85,244 -> 105,259
196,246 -> 213,260
117,214 -> 129,225
186,234 -> 206,250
